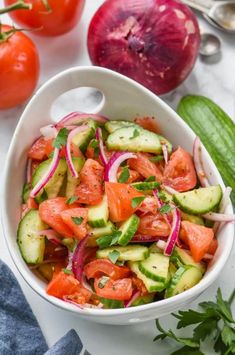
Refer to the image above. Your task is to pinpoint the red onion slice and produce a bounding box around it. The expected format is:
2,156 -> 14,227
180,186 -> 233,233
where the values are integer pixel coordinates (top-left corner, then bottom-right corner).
36,229 -> 62,245
162,184 -> 179,195
26,158 -> 32,184
62,296 -> 84,309
193,137 -> 210,187
162,144 -> 169,164
65,125 -> 89,177
104,151 -> 136,182
95,127 -> 108,166
40,124 -> 58,140
57,112 -> 108,128
21,206 -> 30,218
164,207 -> 181,256
130,235 -> 161,243
82,274 -> 94,293
72,235 -> 89,282
153,189 -> 171,227
30,148 -> 60,198
124,290 -> 141,308
203,212 -> 235,222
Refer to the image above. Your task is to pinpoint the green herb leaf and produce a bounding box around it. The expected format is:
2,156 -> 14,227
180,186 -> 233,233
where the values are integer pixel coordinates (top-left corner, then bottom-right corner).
130,129 -> 140,139
171,346 -> 204,355
116,260 -> 125,266
71,216 -> 84,225
90,139 -> 99,149
221,325 -> 235,347
131,196 -> 145,208
193,319 -> 217,341
98,276 -> 109,289
96,231 -> 121,249
158,191 -> 170,203
62,268 -> 73,275
108,250 -> 120,264
66,196 -> 78,205
150,155 -> 164,162
118,166 -> 130,183
159,204 -> 173,214
22,182 -> 30,203
145,176 -> 156,182
216,288 -> 235,323
53,128 -> 69,149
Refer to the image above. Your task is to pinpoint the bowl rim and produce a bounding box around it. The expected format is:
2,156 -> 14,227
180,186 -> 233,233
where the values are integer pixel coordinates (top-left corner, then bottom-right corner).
2,65 -> 234,317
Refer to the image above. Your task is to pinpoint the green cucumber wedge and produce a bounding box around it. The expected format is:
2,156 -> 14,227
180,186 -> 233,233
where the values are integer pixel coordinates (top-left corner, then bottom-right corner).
118,214 -> 140,246
180,211 -> 204,226
173,185 -> 222,215
72,119 -> 97,152
177,95 -> 235,205
170,247 -> 206,274
89,221 -> 114,238
107,126 -> 162,154
165,265 -> 203,298
105,120 -> 138,133
88,195 -> 109,228
65,157 -> 84,198
131,293 -> 155,306
17,210 -> 47,264
97,245 -> 149,261
139,252 -> 169,283
32,158 -> 67,203
128,261 -> 165,293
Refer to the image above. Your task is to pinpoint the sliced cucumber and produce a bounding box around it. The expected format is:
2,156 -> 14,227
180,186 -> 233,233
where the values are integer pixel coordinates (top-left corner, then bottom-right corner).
65,157 -> 84,198
173,185 -> 222,215
88,195 -> 109,228
107,126 -> 162,154
180,211 -> 204,226
149,243 -> 162,254
128,261 -> 165,293
72,119 -> 97,152
97,245 -> 149,261
22,183 -> 30,203
32,158 -> 67,203
131,293 -> 155,306
89,222 -> 114,238
118,214 -> 140,246
17,209 -> 47,264
105,120 -> 137,133
99,297 -> 124,309
165,265 -> 203,298
171,247 -> 206,274
131,181 -> 159,191
139,252 -> 169,283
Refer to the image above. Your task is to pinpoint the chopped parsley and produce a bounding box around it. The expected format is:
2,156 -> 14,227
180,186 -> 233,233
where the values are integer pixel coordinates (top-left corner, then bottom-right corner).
96,231 -> 121,249
108,250 -> 120,264
145,176 -> 156,182
118,166 -> 130,183
150,155 -> 164,163
98,276 -> 110,289
62,268 -> 73,275
53,128 -> 69,149
130,129 -> 140,139
131,196 -> 145,208
90,139 -> 100,157
158,191 -> 170,203
66,195 -> 78,205
158,204 -> 173,214
71,216 -> 84,225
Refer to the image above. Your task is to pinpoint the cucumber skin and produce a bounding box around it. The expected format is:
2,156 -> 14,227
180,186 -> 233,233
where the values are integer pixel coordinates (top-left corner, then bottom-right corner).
177,95 -> 235,205
118,214 -> 140,246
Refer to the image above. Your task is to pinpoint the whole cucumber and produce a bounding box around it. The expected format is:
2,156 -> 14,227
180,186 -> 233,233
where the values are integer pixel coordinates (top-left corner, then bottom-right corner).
177,95 -> 235,205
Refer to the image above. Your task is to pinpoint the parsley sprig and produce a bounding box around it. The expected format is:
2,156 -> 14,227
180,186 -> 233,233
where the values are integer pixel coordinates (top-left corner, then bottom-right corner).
53,128 -> 69,149
154,288 -> 235,355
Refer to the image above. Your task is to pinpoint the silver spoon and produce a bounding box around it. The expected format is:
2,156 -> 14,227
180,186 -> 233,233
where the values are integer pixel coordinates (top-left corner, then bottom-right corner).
182,0 -> 235,33
200,33 -> 221,56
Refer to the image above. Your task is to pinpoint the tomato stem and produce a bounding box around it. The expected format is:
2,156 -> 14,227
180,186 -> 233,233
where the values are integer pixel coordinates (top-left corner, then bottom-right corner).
0,0 -> 32,15
41,0 -> 52,13
0,25 -> 29,43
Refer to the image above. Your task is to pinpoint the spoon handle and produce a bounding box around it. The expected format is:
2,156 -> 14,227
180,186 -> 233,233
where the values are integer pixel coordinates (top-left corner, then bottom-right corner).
181,0 -> 213,13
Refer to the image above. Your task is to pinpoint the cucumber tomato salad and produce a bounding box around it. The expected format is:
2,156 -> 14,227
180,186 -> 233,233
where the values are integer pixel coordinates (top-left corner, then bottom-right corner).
18,113 -> 234,309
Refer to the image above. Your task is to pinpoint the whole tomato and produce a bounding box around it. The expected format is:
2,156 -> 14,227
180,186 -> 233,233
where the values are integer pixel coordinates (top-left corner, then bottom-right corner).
4,0 -> 85,36
0,25 -> 40,110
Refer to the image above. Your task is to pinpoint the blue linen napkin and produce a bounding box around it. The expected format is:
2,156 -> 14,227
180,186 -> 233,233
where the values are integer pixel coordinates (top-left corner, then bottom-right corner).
0,259 -> 87,355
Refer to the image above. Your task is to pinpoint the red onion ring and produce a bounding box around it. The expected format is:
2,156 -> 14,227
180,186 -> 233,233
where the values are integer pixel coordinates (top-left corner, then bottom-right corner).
164,207 -> 181,256
95,127 -> 108,166
130,235 -> 161,243
26,159 -> 32,184
65,125 -> 89,177
152,189 -> 171,227
124,290 -> 141,308
203,212 -> 235,222
162,144 -> 169,164
30,148 -> 60,198
72,235 -> 89,282
193,137 -> 210,187
62,296 -> 84,309
56,112 -> 108,128
162,184 -> 178,195
104,151 -> 136,182
21,206 -> 30,218
40,124 -> 58,140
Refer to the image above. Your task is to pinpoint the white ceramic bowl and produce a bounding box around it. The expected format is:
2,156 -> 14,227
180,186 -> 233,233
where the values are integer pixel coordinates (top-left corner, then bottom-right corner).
2,66 -> 234,325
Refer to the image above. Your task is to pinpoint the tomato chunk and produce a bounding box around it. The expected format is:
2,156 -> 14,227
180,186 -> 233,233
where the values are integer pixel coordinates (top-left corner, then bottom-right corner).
47,271 -> 81,298
207,239 -> 218,255
75,159 -> 104,205
137,213 -> 170,237
128,153 -> 163,182
39,197 -> 78,237
27,197 -> 38,209
180,221 -> 214,262
163,147 -> 197,192
105,182 -> 144,222
61,207 -> 88,240
84,259 -> 131,280
134,117 -> 161,134
28,137 -> 54,161
94,277 -> 133,300
132,277 -> 148,295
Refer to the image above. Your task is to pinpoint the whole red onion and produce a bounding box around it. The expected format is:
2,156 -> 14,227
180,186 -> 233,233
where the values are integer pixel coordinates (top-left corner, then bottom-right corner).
88,0 -> 200,95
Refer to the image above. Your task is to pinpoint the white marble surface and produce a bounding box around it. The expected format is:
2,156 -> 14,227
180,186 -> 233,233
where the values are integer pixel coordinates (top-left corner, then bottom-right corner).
0,1 -> 234,354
